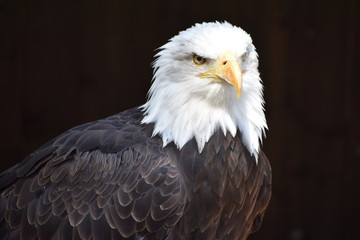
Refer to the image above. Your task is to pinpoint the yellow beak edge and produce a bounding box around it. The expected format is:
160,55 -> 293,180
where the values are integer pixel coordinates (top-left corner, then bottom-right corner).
199,51 -> 242,98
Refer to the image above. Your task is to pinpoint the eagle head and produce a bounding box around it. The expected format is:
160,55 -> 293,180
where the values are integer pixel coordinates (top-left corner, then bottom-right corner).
142,22 -> 267,160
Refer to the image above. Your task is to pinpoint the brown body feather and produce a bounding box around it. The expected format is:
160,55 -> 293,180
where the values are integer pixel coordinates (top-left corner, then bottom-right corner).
0,107 -> 271,240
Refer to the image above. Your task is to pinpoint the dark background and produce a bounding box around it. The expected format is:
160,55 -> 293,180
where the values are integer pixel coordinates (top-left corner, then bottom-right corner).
1,0 -> 359,239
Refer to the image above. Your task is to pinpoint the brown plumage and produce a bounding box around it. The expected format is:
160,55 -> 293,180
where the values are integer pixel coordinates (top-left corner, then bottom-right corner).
0,108 -> 271,240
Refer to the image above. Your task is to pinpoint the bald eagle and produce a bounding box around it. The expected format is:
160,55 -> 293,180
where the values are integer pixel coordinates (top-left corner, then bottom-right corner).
0,22 -> 271,240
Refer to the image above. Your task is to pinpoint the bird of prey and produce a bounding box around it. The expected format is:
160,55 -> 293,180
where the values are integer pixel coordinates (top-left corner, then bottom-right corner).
0,21 -> 271,240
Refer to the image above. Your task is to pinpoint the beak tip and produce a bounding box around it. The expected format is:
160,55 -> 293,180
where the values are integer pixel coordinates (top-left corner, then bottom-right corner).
236,91 -> 241,99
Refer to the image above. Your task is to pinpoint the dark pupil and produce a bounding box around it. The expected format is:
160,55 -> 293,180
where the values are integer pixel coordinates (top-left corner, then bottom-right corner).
196,56 -> 203,62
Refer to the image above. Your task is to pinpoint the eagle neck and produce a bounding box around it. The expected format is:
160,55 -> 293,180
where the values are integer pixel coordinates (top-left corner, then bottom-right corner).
140,82 -> 266,160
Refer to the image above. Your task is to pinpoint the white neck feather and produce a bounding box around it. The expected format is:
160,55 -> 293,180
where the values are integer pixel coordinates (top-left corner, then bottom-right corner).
141,72 -> 267,160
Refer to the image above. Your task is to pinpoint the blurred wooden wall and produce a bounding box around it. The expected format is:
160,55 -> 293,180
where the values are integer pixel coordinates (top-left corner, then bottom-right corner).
0,0 -> 359,239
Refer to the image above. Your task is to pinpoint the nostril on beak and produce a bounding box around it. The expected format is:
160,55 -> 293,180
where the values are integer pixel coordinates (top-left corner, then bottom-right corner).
222,61 -> 228,65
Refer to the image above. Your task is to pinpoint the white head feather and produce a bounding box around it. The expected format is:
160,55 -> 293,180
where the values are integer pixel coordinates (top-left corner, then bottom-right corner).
141,22 -> 267,160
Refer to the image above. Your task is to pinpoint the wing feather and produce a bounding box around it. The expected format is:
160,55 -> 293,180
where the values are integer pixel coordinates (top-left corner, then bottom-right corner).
0,108 -> 186,239
76,213 -> 91,240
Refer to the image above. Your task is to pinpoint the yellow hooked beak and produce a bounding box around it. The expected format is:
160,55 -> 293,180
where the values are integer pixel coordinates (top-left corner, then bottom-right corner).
198,51 -> 242,98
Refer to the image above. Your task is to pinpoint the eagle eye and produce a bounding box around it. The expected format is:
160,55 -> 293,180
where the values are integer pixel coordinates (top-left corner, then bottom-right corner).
240,52 -> 247,62
192,54 -> 206,65
240,53 -> 247,62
